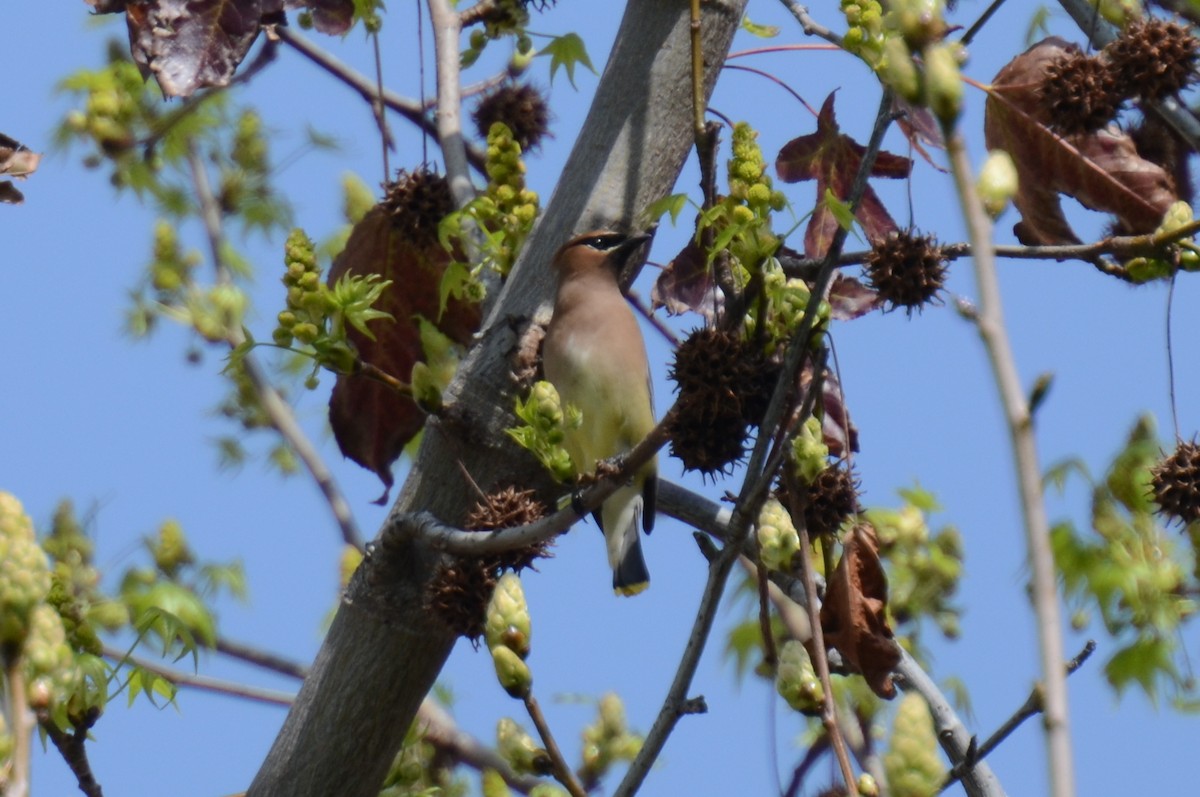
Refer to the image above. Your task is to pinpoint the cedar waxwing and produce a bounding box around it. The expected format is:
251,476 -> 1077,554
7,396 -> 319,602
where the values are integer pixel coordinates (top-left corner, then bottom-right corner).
542,230 -> 657,596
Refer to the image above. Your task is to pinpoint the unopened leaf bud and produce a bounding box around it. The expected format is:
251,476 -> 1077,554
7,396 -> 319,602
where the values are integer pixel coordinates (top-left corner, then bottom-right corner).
491,644 -> 533,698
882,38 -> 922,102
776,640 -> 824,714
497,717 -> 552,775
924,42 -> 964,126
486,573 -> 531,658
757,498 -> 800,571
977,150 -> 1018,218
791,416 -> 830,484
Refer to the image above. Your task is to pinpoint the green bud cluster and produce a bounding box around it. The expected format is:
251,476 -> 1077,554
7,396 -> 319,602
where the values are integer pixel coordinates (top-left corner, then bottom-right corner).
508,380 -> 582,483
791,417 -> 831,485
757,498 -> 800,572
0,492 -> 52,647
59,56 -> 147,159
273,228 -> 391,379
580,693 -> 642,784
463,1 -> 532,68
151,519 -> 195,578
487,574 -> 534,698
841,0 -> 888,68
750,260 -> 831,354
149,220 -> 200,298
884,693 -> 945,797
775,640 -> 824,714
23,603 -> 83,714
869,497 -> 963,640
1126,200 -> 1200,282
482,122 -> 540,276
496,717 -> 551,775
231,110 -> 267,174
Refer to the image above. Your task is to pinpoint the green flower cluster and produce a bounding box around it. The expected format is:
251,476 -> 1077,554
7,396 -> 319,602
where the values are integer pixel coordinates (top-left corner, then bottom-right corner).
487,574 -> 534,699
1126,200 -> 1200,282
463,0 -> 532,68
272,228 -> 393,380
507,380 -> 582,483
756,260 -> 832,353
791,416 -> 831,485
579,693 -> 642,786
841,0 -> 888,68
0,492 -> 52,647
481,122 -> 540,276
868,495 -> 963,641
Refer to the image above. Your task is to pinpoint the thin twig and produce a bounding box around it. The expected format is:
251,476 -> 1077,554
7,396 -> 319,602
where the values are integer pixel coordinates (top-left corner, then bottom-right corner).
626,290 -> 681,347
777,0 -> 844,46
35,707 -> 104,797
5,655 -> 31,797
214,637 -> 308,680
945,125 -> 1074,797
371,31 -> 393,180
103,643 -> 296,707
523,694 -> 588,797
275,26 -> 486,174
1166,274 -> 1181,440
939,641 -> 1096,791
427,0 -> 475,208
186,148 -> 364,551
959,0 -> 1012,46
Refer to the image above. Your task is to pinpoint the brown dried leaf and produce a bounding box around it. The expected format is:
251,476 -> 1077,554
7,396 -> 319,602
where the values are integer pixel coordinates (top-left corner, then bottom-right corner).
327,206 -> 482,494
126,0 -> 264,98
819,524 -> 900,698
651,238 -> 722,321
984,37 -> 1179,245
1,133 -> 41,206
776,92 -> 912,259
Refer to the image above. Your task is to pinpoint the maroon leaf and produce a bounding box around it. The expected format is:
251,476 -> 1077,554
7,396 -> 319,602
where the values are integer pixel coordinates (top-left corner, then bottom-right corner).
984,37 -> 1178,244
651,238 -> 723,321
327,206 -> 482,495
827,273 -> 880,321
892,95 -> 946,171
126,0 -> 263,98
776,92 -> 912,259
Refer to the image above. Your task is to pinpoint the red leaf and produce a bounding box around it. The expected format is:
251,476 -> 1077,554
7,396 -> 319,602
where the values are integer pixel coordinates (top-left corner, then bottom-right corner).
651,239 -> 723,321
126,0 -> 263,98
819,524 -> 900,699
327,206 -> 481,494
827,273 -> 880,321
984,37 -> 1178,244
776,93 -> 912,259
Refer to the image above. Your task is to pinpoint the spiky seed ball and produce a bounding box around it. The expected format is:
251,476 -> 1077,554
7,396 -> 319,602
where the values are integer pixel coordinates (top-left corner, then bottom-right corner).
427,487 -> 550,639
668,327 -> 767,476
864,230 -> 948,315
1039,49 -> 1122,136
472,84 -> 551,153
382,167 -> 454,248
670,327 -> 780,427
1107,18 -> 1200,102
805,464 -> 860,538
465,486 -> 551,572
1151,440 -> 1200,526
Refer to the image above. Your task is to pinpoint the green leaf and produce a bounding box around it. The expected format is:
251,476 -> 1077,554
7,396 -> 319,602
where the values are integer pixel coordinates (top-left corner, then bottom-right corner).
1105,635 -> 1177,701
1044,457 -> 1090,494
741,16 -> 780,38
538,33 -> 597,88
641,193 -> 691,227
824,187 -> 856,232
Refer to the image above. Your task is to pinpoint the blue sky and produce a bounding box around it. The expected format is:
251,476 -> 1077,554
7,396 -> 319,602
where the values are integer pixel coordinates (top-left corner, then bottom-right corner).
4,2 -> 1198,796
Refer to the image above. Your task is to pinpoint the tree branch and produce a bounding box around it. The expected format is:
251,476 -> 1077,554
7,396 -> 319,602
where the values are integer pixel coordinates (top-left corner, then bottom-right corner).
523,694 -> 587,797
274,25 -> 486,174
945,127 -> 1073,797
186,147 -> 364,552
35,707 -> 104,797
4,653 -> 32,797
426,0 -> 475,208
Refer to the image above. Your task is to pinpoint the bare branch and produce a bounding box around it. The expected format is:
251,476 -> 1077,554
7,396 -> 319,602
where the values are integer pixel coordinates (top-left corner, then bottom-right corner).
186,147 -> 364,551
35,707 -> 104,797
523,693 -> 587,797
427,0 -> 475,208
777,0 -> 844,47
945,126 -> 1074,797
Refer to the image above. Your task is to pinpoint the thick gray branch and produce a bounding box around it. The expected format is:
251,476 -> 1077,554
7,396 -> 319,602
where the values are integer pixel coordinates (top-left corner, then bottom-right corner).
247,2 -> 747,795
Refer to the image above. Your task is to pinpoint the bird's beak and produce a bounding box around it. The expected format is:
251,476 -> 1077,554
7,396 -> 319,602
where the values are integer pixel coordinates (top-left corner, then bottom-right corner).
612,232 -> 652,265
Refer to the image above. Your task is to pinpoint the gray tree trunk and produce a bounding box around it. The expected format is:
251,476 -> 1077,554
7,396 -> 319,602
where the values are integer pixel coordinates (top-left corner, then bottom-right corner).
247,1 -> 748,795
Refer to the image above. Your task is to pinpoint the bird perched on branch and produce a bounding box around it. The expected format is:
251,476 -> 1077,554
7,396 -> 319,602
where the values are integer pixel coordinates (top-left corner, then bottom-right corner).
542,230 -> 657,596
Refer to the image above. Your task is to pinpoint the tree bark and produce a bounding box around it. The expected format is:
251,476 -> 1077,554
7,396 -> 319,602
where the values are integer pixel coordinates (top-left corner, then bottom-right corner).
247,2 -> 748,795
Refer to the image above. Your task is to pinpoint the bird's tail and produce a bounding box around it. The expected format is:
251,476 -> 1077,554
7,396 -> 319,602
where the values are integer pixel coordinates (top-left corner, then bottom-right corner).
602,484 -> 650,596
613,532 -> 650,596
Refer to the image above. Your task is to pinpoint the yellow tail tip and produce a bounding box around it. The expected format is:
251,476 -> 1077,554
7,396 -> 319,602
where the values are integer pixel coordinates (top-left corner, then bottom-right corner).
614,581 -> 649,597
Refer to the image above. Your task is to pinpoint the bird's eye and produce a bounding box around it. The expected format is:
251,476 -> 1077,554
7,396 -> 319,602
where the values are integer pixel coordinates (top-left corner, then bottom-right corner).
581,234 -> 625,250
